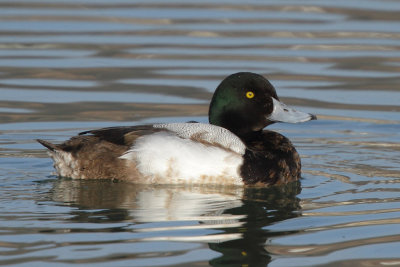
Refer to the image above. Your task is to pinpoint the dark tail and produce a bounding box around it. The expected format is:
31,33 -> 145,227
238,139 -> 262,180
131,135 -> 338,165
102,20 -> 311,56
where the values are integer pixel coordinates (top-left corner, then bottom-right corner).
36,139 -> 59,152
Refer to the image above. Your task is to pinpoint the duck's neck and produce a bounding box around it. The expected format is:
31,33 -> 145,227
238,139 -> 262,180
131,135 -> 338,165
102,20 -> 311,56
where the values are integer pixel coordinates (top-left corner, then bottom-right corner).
236,130 -> 264,144
209,107 -> 270,139
210,112 -> 247,136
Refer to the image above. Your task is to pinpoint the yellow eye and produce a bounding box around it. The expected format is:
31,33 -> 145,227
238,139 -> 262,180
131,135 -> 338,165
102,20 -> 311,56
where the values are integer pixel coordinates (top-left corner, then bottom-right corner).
246,91 -> 255,99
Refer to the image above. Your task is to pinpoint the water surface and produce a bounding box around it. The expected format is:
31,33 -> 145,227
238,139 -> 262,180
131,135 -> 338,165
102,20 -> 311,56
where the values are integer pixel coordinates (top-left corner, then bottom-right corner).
1,0 -> 400,266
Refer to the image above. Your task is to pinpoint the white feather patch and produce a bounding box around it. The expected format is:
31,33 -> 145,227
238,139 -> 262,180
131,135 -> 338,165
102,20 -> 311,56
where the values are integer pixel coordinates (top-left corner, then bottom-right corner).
120,124 -> 245,185
153,123 -> 246,155
49,150 -> 82,179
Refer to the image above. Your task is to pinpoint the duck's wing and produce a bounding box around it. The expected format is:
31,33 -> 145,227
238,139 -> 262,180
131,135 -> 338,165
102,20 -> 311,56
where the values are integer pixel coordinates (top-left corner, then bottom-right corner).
37,125 -> 156,156
83,123 -> 247,155
79,125 -> 158,147
38,123 -> 245,154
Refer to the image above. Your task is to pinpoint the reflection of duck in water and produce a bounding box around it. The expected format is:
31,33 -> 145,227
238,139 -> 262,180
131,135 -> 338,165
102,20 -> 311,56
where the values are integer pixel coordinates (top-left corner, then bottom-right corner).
52,180 -> 245,224
209,181 -> 302,266
50,179 -> 301,266
38,72 -> 316,186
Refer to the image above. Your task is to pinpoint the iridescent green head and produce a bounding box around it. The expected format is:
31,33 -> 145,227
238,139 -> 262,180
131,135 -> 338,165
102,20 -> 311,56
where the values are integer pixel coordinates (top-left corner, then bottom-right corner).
209,72 -> 316,137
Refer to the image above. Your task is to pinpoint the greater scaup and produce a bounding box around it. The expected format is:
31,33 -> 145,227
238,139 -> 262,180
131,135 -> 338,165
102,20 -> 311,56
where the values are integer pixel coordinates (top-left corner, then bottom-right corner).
37,72 -> 316,186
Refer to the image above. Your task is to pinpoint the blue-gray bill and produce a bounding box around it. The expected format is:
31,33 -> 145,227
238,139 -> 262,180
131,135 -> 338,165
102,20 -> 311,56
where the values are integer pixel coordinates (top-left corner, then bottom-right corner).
267,98 -> 317,123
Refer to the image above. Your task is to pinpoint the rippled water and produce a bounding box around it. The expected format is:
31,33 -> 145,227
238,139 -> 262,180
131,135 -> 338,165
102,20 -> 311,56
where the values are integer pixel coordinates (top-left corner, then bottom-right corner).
1,1 -> 400,266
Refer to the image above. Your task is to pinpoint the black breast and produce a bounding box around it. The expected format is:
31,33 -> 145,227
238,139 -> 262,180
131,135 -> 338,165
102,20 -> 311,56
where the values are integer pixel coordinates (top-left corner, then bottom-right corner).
239,131 -> 301,185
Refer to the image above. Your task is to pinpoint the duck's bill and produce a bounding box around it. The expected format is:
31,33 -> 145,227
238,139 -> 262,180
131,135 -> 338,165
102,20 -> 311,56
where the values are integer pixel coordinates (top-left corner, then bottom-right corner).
267,98 -> 317,123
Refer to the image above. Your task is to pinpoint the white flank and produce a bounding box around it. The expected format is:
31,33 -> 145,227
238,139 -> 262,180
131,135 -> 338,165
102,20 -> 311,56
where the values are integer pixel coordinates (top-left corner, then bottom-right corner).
120,123 -> 246,185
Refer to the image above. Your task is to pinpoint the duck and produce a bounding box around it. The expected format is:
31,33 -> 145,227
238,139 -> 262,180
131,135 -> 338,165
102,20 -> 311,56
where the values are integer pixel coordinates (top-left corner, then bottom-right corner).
37,72 -> 316,186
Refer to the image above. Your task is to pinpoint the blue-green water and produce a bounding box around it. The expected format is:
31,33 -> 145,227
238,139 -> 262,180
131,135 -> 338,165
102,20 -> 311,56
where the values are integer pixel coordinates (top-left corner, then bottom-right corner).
1,1 -> 399,266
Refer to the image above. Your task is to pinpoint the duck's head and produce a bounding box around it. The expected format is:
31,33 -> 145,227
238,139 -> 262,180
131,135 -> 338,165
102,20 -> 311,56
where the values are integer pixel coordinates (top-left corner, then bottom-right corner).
209,72 -> 316,137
